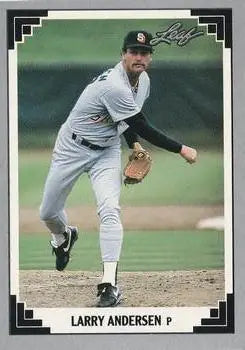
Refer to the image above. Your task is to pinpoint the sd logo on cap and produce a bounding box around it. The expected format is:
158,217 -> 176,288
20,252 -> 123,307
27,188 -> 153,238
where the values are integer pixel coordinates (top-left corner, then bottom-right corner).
122,30 -> 153,52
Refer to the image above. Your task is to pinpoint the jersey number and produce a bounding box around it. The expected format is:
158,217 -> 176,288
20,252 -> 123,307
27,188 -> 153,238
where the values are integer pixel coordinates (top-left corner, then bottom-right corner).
98,69 -> 112,81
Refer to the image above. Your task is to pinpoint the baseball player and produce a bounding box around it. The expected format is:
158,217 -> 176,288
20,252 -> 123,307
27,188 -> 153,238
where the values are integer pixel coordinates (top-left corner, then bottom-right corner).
40,30 -> 197,307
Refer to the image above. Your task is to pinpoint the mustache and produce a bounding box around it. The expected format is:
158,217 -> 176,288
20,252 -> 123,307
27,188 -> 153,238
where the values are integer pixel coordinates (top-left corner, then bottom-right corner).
132,63 -> 145,67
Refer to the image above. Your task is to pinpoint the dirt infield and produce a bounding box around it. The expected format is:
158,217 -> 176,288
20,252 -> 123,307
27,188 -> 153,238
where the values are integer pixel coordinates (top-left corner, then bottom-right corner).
20,205 -> 224,232
19,269 -> 224,308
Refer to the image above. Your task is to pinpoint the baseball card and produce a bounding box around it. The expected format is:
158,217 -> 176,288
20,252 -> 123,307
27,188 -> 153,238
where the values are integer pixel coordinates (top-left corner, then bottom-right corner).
1,0 -> 245,348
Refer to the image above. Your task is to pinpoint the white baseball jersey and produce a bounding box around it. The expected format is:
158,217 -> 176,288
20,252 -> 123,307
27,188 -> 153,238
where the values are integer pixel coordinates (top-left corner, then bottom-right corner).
66,61 -> 150,147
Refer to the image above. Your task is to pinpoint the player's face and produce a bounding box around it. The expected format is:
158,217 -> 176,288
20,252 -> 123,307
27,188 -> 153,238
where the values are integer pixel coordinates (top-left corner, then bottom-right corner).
122,48 -> 152,74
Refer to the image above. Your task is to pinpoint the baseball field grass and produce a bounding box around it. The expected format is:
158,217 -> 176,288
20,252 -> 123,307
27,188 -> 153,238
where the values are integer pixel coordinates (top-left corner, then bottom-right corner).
18,149 -> 224,274
18,149 -> 225,307
19,230 -> 224,271
19,149 -> 224,207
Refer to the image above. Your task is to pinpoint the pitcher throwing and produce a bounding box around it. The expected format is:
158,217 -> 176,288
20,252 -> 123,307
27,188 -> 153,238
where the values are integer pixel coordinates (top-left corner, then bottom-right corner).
40,30 -> 197,307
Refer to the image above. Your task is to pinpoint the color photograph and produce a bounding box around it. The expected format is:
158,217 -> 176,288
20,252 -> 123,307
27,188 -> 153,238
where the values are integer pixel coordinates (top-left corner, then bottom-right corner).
7,9 -> 233,334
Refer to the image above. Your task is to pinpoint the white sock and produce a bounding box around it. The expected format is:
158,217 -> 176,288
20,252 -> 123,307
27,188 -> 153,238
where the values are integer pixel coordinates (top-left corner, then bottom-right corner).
101,261 -> 118,286
51,226 -> 72,246
51,233 -> 66,247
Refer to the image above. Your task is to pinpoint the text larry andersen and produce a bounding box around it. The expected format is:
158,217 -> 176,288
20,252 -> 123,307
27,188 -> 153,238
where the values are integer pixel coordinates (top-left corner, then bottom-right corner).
71,314 -> 172,327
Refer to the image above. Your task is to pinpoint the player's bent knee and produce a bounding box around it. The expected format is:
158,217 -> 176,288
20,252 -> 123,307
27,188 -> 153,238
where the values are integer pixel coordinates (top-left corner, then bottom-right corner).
99,207 -> 121,225
39,205 -> 57,222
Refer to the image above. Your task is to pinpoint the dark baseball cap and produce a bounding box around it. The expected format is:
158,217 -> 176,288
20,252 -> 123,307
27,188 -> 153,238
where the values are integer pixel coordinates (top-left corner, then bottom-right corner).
122,30 -> 153,53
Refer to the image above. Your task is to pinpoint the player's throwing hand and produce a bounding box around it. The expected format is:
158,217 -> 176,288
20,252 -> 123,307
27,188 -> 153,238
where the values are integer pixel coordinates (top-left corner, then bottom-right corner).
180,145 -> 197,164
40,29 -> 199,309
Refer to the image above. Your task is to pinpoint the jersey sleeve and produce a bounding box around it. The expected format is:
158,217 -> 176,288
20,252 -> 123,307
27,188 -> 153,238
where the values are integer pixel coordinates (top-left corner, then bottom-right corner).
117,120 -> 129,135
146,79 -> 150,99
100,87 -> 141,122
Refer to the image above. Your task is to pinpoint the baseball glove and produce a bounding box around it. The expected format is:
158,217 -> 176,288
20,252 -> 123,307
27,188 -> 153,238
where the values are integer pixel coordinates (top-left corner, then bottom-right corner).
123,146 -> 152,185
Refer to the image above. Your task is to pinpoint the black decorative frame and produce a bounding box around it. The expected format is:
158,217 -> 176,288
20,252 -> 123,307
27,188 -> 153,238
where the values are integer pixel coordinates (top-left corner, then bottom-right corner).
7,8 -> 233,335
8,9 -> 50,335
193,294 -> 234,333
190,9 -> 232,48
10,295 -> 50,334
7,10 -> 48,50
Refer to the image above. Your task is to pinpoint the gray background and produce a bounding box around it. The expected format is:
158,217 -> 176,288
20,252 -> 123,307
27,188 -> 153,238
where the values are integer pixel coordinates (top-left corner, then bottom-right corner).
0,0 -> 244,349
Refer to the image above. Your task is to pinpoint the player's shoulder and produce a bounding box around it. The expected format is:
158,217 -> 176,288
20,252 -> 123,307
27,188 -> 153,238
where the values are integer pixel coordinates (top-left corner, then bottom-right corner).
106,63 -> 127,84
102,63 -> 130,95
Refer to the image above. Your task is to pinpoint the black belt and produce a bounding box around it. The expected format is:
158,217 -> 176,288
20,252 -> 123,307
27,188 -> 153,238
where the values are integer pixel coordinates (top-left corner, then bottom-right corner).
72,133 -> 105,150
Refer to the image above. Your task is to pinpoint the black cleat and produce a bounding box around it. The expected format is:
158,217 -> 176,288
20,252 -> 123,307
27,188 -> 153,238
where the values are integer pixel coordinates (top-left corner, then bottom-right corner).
50,226 -> 78,271
96,283 -> 121,307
